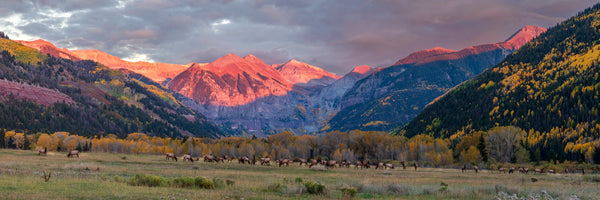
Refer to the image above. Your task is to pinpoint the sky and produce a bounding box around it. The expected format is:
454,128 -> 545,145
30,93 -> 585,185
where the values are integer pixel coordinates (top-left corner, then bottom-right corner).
0,0 -> 596,75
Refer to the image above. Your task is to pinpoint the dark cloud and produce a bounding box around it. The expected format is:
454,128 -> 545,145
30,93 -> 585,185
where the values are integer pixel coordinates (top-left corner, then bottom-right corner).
0,0 -> 595,74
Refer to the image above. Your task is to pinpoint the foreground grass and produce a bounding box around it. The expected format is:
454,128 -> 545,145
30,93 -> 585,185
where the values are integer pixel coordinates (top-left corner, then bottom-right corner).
0,149 -> 598,199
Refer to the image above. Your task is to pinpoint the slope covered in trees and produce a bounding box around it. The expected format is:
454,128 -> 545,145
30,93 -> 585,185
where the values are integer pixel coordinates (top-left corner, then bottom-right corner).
402,4 -> 600,163
0,36 -> 223,138
325,26 -> 544,132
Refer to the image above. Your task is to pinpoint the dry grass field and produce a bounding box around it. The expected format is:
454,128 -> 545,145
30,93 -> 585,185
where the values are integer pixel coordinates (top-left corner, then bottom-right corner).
0,149 -> 598,200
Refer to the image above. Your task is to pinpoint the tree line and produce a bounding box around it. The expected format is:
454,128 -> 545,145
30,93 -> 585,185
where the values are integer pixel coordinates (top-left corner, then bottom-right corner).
2,126 -> 598,168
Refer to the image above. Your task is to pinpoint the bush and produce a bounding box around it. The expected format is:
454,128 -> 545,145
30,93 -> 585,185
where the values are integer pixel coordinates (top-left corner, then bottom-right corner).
128,173 -> 214,189
173,177 -> 195,188
129,173 -> 167,187
195,177 -> 214,189
304,181 -> 326,195
341,187 -> 358,197
294,177 -> 303,183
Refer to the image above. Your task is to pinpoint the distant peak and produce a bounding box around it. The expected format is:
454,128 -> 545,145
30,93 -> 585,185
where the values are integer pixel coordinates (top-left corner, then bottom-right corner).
351,65 -> 372,74
394,47 -> 457,66
243,54 -> 258,59
503,25 -> 546,48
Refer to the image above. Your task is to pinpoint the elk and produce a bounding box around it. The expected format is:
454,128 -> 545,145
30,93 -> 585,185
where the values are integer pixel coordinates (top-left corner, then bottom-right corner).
298,159 -> 308,166
508,167 -> 515,174
401,161 -> 406,170
473,166 -> 479,173
67,150 -> 79,158
260,157 -> 271,165
385,163 -> 394,169
204,155 -> 216,162
413,163 -> 418,171
462,164 -> 467,173
498,167 -> 507,174
354,161 -> 363,169
325,160 -> 337,169
309,159 -> 319,168
277,159 -> 291,167
165,153 -> 177,161
238,156 -> 250,164
375,162 -> 384,170
38,147 -> 47,155
534,168 -> 544,174
182,154 -> 194,162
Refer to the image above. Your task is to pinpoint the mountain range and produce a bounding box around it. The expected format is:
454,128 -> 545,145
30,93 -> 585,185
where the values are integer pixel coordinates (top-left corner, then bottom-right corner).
10,25 -> 544,136
325,25 -> 546,132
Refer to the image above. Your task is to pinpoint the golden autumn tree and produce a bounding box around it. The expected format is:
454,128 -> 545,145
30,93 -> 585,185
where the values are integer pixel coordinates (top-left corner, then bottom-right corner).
13,132 -> 25,149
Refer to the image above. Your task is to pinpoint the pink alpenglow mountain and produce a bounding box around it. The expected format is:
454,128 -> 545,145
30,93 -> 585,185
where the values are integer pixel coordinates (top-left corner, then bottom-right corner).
70,50 -> 188,83
393,26 -> 547,66
275,59 -> 341,86
394,47 -> 457,66
168,53 -> 293,107
16,40 -> 188,83
16,39 -> 81,61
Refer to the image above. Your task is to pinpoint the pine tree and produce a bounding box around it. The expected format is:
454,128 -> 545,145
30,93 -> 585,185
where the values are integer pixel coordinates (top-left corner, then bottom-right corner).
477,135 -> 487,162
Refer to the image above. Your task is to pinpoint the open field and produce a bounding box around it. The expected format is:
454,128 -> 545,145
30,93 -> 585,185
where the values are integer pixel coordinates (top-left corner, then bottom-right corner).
0,149 -> 598,199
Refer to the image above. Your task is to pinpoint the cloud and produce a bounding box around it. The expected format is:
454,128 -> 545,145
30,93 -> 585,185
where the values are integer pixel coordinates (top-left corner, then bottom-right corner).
0,0 -> 596,74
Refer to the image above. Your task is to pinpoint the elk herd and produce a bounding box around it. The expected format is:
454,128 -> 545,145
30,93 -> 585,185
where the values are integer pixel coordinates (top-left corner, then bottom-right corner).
161,153 -> 419,171
32,148 -> 591,176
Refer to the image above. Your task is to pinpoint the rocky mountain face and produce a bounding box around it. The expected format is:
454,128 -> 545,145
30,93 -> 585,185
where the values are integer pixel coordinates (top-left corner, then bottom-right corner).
16,40 -> 188,83
169,53 -> 352,135
325,26 -> 546,132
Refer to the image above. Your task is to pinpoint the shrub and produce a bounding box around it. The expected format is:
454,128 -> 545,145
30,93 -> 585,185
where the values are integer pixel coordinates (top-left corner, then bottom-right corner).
195,177 -> 214,189
304,181 -> 326,195
129,173 -> 167,187
173,177 -> 195,188
341,187 -> 358,197
294,177 -> 303,183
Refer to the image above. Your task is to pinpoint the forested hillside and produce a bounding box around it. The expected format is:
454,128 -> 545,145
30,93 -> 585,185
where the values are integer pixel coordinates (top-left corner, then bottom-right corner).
325,26 -> 544,132
0,35 -> 223,138
402,4 -> 600,163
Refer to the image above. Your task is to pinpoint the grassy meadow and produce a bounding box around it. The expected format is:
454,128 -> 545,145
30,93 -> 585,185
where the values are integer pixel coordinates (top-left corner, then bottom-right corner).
0,149 -> 598,200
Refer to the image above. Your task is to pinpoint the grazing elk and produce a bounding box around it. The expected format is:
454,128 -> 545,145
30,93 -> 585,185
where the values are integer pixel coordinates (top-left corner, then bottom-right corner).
204,155 -> 216,162
309,159 -> 319,168
165,153 -> 177,161
462,165 -> 467,173
182,154 -> 194,162
401,161 -> 406,170
354,161 -> 363,169
67,150 -> 79,158
38,147 -> 47,155
534,168 -> 544,174
298,159 -> 308,166
277,159 -> 291,167
498,167 -> 507,174
238,156 -> 250,164
474,166 -> 479,173
363,161 -> 371,169
413,163 -> 418,171
376,162 -> 385,170
260,157 -> 271,165
325,160 -> 337,169
385,163 -> 395,169
548,169 -> 556,174
508,167 -> 515,174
